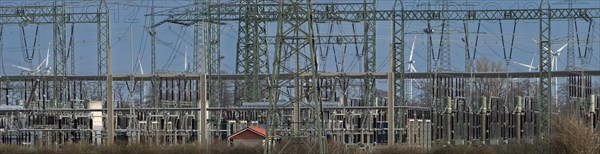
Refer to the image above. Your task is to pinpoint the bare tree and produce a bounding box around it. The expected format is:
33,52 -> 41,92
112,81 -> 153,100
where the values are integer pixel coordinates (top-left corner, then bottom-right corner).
472,57 -> 509,99
413,57 -> 537,108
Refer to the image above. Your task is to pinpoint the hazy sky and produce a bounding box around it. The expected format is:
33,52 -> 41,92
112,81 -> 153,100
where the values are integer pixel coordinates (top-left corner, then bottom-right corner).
0,0 -> 598,75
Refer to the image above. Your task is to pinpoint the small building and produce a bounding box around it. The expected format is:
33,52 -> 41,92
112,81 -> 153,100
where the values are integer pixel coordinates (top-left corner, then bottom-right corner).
228,126 -> 267,146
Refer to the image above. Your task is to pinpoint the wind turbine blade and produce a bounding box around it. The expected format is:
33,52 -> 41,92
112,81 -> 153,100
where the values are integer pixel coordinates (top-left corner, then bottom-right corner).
184,46 -> 188,71
529,57 -> 535,66
36,59 -> 46,71
555,43 -> 568,54
139,59 -> 144,75
12,65 -> 32,71
44,42 -> 51,68
139,63 -> 144,74
529,52 -> 536,71
550,56 -> 555,71
316,49 -> 320,68
409,35 -> 416,61
553,56 -> 558,71
512,61 -> 535,69
410,65 -> 417,72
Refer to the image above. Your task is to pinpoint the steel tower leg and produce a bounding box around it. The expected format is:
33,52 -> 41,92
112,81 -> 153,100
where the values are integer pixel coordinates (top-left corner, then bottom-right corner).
361,0 -> 376,145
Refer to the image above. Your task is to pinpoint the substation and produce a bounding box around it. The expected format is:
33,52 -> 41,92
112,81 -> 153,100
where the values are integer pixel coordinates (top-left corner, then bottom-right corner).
0,0 -> 599,153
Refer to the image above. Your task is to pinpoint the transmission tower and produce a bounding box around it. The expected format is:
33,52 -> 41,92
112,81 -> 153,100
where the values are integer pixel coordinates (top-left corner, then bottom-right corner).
539,0 -> 553,136
235,0 -> 269,104
266,0 -> 327,153
206,0 -> 222,111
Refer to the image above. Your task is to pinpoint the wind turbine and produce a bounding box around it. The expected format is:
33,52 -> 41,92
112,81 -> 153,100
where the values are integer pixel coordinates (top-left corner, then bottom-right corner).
531,39 -> 568,110
530,39 -> 568,71
406,35 -> 418,101
512,52 -> 537,72
512,51 -> 538,98
550,43 -> 568,71
137,57 -> 147,104
12,43 -> 51,75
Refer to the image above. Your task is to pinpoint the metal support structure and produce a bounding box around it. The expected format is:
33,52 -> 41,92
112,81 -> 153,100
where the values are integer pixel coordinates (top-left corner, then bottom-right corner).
96,0 -> 114,145
151,3 -> 600,22
538,0 -> 552,136
2,0 -> 600,149
235,0 -> 269,104
69,23 -> 75,75
193,0 -> 201,73
206,0 -> 222,109
361,0 -> 376,145
566,0 -> 575,70
388,0 -> 404,145
53,1 -> 66,108
267,0 -> 327,153
362,0 -> 376,107
150,0 -> 159,109
438,0 -> 451,71
2,70 -> 600,81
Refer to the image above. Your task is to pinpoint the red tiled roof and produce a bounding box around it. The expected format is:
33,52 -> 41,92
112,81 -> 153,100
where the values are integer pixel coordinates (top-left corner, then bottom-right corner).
228,126 -> 267,140
248,126 -> 266,136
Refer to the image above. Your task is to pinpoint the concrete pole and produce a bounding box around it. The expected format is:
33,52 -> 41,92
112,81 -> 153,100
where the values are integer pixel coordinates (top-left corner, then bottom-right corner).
445,97 -> 452,145
387,71 -> 395,145
199,25 -> 207,147
107,49 -> 114,145
480,96 -> 487,145
514,96 -> 522,143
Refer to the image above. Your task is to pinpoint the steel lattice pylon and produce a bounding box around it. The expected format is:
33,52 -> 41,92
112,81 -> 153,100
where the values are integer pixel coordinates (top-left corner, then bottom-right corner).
437,0 -> 451,72
97,0 -> 114,144
566,0 -> 576,70
53,1 -> 66,105
235,0 -> 269,104
206,0 -> 222,109
266,0 -> 327,153
539,0 -> 552,136
360,0 -> 377,144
